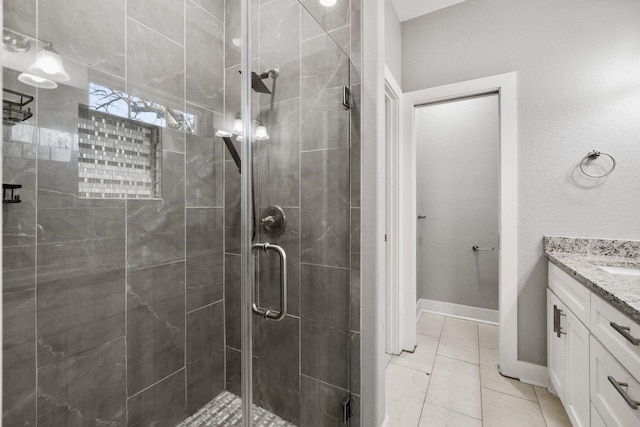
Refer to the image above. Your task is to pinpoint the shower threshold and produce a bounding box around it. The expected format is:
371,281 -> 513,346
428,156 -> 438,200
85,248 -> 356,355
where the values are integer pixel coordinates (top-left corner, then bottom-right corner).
179,391 -> 297,427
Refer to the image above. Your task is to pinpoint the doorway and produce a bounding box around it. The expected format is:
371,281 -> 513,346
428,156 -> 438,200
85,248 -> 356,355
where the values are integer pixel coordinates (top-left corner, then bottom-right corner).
415,93 -> 500,321
399,73 -> 534,383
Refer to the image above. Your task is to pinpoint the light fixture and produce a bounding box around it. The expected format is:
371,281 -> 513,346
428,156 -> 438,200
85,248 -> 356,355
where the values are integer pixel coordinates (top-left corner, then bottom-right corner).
18,72 -> 57,89
255,124 -> 269,141
233,118 -> 243,134
2,30 -> 31,53
215,129 -> 233,138
319,0 -> 337,6
29,45 -> 70,82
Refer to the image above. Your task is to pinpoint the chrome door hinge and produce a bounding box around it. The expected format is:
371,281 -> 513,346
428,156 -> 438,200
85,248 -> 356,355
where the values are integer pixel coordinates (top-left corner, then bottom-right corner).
343,86 -> 352,110
342,394 -> 352,423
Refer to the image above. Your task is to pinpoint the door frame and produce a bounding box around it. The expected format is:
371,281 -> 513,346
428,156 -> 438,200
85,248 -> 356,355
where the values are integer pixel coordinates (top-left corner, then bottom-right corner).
400,72 -> 544,383
384,66 -> 404,355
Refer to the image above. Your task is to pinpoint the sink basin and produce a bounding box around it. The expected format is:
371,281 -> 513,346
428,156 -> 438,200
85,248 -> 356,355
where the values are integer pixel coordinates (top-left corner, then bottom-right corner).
597,265 -> 640,277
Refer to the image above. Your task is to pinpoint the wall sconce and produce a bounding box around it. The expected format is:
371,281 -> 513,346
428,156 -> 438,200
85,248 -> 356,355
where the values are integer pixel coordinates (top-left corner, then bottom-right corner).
215,129 -> 233,138
320,0 -> 337,6
29,46 -> 70,82
217,116 -> 270,142
17,72 -> 58,89
255,123 -> 269,141
233,118 -> 243,134
2,29 -> 69,89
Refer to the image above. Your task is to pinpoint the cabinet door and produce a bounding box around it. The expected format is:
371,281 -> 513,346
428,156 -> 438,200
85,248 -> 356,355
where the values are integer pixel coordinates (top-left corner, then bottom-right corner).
548,289 -> 566,401
565,309 -> 591,427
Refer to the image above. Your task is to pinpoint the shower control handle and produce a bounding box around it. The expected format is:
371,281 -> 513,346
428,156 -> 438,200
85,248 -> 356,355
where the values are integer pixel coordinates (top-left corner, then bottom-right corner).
261,215 -> 276,226
252,243 -> 287,321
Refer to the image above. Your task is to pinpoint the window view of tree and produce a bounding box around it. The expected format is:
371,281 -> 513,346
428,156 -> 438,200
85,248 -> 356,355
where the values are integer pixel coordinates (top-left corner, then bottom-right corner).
89,82 -> 196,133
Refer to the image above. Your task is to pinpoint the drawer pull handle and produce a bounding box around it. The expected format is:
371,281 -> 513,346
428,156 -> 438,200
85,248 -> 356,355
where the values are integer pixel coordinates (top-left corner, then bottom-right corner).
608,376 -> 640,410
610,322 -> 640,346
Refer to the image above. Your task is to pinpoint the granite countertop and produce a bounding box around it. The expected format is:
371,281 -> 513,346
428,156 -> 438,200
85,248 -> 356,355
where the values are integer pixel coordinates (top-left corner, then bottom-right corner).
544,237 -> 640,324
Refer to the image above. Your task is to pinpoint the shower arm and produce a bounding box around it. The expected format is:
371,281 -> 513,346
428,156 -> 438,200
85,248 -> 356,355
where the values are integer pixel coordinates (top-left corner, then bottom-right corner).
222,136 -> 256,241
259,67 -> 280,79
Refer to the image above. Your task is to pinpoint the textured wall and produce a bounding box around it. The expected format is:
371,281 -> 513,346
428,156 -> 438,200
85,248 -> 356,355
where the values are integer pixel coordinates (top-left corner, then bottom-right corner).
401,0 -> 640,365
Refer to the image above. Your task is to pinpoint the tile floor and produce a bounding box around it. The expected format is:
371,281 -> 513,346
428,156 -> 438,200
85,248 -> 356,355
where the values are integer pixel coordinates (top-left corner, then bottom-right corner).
385,313 -> 573,427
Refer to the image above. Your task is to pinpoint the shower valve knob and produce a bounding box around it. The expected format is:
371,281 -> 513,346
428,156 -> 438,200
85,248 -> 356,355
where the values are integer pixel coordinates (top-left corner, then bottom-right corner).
261,216 -> 276,225
260,206 -> 286,236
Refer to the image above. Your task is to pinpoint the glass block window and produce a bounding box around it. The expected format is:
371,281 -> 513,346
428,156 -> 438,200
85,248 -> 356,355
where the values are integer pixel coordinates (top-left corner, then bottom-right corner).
78,105 -> 162,199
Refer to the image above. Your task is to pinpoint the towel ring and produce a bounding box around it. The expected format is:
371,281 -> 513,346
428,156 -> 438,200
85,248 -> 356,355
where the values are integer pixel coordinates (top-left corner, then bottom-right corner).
579,150 -> 616,178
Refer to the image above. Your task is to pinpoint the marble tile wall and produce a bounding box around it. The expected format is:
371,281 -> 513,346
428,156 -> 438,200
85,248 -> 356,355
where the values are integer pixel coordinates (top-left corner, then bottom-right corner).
3,0 -> 361,425
2,0 -> 225,425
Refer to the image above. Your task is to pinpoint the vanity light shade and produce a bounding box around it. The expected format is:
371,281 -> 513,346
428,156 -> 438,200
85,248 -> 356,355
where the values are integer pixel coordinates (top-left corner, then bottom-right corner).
18,72 -> 57,89
255,125 -> 269,141
233,118 -> 243,134
29,47 -> 70,82
319,0 -> 337,6
215,129 -> 233,138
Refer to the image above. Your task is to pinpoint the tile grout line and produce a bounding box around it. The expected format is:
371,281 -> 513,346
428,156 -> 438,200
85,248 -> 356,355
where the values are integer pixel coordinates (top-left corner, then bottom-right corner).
477,321 -> 484,424
414,312 -> 444,426
128,367 -> 186,400
124,0 -> 129,422
183,0 -> 188,416
34,2 -> 40,423
222,0 -> 227,397
534,387 -> 551,427
298,1 -> 303,407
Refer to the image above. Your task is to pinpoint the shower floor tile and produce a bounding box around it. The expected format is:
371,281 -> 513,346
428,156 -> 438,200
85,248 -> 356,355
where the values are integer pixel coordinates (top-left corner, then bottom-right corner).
179,391 -> 296,427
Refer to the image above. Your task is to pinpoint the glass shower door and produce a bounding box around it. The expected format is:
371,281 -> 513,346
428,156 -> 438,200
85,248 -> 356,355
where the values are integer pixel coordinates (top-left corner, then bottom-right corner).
239,1 -> 356,425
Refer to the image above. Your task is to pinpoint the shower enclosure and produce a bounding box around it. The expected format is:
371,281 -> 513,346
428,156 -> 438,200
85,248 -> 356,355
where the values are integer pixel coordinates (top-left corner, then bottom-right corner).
2,0 -> 362,425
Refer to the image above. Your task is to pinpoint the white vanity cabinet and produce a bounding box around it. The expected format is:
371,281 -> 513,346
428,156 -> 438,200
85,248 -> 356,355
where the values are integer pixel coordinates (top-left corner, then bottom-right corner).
548,262 -> 640,427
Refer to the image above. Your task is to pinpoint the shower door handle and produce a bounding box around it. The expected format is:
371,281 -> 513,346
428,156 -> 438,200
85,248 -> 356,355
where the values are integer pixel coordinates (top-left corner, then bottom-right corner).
252,242 -> 287,321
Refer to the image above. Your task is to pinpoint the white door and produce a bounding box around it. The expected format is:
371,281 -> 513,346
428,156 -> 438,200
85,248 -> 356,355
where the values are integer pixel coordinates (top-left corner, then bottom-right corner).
415,94 -> 500,311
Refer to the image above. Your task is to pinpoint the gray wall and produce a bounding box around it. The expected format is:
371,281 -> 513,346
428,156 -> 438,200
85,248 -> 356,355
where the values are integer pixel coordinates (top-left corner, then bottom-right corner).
416,95 -> 500,311
402,0 -> 640,365
384,0 -> 402,85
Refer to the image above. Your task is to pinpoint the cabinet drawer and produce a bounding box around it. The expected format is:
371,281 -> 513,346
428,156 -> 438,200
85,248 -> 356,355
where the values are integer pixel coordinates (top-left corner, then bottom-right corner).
549,263 -> 591,327
591,403 -> 607,427
591,294 -> 640,382
591,337 -> 640,427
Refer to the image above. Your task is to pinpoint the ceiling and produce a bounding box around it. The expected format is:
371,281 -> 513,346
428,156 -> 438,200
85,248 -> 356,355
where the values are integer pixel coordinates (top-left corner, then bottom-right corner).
390,0 -> 468,21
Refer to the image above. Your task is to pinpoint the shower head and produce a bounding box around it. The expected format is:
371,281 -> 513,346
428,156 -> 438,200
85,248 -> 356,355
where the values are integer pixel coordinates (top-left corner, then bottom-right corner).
251,72 -> 272,94
239,67 -> 280,94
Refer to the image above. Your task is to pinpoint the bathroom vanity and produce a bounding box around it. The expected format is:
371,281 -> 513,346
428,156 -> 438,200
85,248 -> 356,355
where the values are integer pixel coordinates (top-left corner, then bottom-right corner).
545,237 -> 640,427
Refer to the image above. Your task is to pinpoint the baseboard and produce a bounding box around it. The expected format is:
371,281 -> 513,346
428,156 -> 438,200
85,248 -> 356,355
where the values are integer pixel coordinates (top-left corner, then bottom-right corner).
510,361 -> 549,388
416,298 -> 499,324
